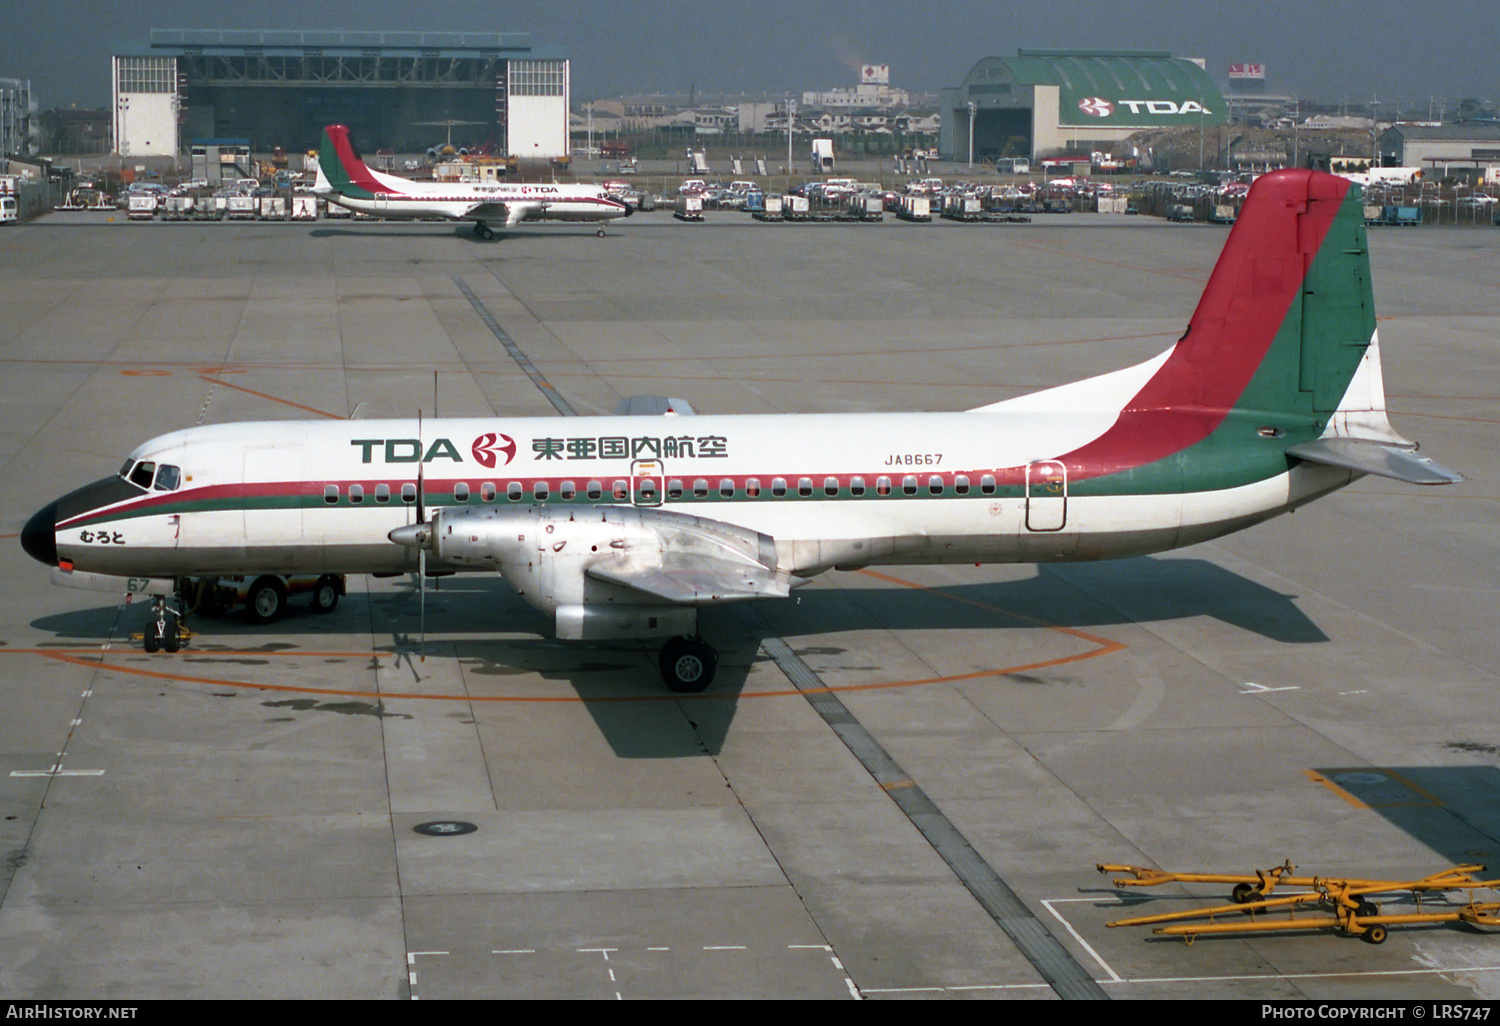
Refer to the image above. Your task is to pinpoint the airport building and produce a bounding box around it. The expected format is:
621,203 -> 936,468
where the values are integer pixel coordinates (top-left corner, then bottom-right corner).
1,78 -> 36,161
940,50 -> 1228,163
1380,123 -> 1500,177
110,29 -> 571,160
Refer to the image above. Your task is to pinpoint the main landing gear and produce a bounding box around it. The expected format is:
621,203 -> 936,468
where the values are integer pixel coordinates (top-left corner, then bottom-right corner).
472,221 -> 495,241
659,635 -> 718,693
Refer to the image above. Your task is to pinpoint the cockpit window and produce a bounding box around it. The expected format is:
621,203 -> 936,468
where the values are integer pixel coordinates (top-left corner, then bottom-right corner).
153,465 -> 181,491
119,459 -> 136,479
128,461 -> 156,489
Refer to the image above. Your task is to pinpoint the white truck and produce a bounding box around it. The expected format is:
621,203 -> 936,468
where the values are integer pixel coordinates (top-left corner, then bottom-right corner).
127,193 -> 158,220
811,138 -> 835,173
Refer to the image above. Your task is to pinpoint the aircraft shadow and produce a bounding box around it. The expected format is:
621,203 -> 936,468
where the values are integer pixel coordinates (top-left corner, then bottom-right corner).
29,556 -> 1325,759
1314,764 -> 1500,869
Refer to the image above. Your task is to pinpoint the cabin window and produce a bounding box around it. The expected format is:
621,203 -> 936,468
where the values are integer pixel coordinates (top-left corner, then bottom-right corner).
324,484 -> 340,504
612,479 -> 628,500
534,481 -> 549,501
797,477 -> 813,497
876,476 -> 891,496
560,481 -> 576,500
687,478 -> 704,499
153,465 -> 181,491
479,482 -> 496,502
772,477 -> 787,497
349,483 -> 365,504
454,482 -> 470,502
586,480 -> 602,500
745,478 -> 761,497
507,482 -> 523,501
375,483 -> 391,503
640,479 -> 658,502
902,475 -> 918,496
401,483 -> 417,504
955,475 -> 970,496
928,475 -> 943,496
719,478 -> 735,498
980,474 -> 997,495
667,479 -> 684,500
824,477 -> 839,497
850,476 -> 866,496
129,461 -> 156,489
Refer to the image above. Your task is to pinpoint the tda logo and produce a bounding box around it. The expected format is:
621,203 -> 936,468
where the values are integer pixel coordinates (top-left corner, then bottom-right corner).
351,433 -> 515,466
1080,97 -> 1212,117
471,432 -> 517,469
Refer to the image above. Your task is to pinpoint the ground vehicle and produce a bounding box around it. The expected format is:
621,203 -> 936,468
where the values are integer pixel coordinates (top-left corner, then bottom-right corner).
191,574 -> 346,624
127,194 -> 158,220
0,194 -> 16,224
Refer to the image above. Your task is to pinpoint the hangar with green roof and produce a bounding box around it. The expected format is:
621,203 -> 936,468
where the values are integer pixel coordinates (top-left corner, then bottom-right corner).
940,50 -> 1229,163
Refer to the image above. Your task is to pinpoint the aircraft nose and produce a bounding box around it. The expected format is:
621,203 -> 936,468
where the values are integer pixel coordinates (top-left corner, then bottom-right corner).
20,501 -> 58,566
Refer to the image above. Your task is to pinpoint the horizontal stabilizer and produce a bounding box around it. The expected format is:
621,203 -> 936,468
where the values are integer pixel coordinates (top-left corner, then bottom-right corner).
587,557 -> 790,604
1288,438 -> 1463,485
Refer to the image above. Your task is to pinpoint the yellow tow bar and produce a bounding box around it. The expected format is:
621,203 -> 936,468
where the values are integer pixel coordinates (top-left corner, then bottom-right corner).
1097,861 -> 1500,944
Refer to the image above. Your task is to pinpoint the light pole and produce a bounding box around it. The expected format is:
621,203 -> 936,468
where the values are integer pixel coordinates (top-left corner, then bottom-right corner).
966,101 -> 975,170
786,98 -> 795,178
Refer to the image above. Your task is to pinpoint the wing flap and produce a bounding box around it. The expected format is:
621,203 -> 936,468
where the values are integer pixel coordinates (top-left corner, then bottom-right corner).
1288,438 -> 1463,485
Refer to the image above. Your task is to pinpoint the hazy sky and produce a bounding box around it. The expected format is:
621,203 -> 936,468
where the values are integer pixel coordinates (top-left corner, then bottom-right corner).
4,1 -> 1493,111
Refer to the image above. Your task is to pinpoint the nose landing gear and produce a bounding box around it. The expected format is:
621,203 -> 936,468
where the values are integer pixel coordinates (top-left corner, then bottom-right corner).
140,596 -> 185,653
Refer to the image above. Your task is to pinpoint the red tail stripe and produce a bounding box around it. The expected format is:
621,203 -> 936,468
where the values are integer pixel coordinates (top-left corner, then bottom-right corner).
327,125 -> 400,196
1058,170 -> 1352,479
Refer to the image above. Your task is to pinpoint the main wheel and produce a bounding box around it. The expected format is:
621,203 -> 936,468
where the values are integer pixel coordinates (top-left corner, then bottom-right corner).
143,619 -> 161,653
245,576 -> 287,624
660,636 -> 718,693
163,612 -> 181,653
311,575 -> 340,614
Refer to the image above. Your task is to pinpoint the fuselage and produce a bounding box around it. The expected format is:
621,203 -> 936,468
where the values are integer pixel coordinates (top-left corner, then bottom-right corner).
324,179 -> 629,225
27,405 -> 1353,584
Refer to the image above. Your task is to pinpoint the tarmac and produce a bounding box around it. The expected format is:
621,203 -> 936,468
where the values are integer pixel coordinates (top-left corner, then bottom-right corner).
0,206 -> 1496,1000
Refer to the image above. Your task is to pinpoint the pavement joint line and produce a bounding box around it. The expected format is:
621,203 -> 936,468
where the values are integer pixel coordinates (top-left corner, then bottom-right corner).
453,276 -> 577,418
734,601 -> 1110,1002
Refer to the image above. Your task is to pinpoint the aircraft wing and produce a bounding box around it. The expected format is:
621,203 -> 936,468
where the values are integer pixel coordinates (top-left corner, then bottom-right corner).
462,201 -> 541,226
463,202 -> 512,222
585,556 -> 792,604
1288,438 -> 1463,485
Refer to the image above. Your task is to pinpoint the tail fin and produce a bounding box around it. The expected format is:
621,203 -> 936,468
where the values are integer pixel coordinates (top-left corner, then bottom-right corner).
1138,169 -> 1377,431
993,170 -> 1458,487
316,124 -> 398,199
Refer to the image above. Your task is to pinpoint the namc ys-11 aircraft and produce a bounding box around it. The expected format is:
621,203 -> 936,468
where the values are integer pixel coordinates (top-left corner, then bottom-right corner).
312,124 -> 630,239
21,170 -> 1460,691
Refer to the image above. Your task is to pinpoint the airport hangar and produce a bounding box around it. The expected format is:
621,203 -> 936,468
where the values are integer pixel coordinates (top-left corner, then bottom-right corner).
110,29 -> 571,161
939,49 -> 1229,163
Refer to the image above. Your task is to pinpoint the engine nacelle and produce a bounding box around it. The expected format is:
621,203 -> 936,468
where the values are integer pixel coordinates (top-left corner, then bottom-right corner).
426,504 -> 779,639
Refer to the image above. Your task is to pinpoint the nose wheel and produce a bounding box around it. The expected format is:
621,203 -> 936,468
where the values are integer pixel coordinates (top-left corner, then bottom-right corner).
659,636 -> 718,693
141,596 -> 184,653
473,222 -> 495,240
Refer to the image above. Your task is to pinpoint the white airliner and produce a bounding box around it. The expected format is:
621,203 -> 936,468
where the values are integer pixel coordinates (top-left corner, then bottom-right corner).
21,170 -> 1460,691
1334,166 -> 1424,188
312,124 -> 630,239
